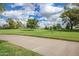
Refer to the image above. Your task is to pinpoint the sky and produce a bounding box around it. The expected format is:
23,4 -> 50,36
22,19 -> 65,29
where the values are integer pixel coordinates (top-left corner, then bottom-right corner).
0,3 -> 68,27
1,3 -> 68,19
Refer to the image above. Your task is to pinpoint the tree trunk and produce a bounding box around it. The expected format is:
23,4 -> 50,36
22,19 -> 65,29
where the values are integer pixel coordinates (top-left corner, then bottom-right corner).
70,21 -> 73,30
70,24 -> 73,30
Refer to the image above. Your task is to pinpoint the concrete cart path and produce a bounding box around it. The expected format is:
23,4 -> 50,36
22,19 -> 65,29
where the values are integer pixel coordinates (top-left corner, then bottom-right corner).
0,35 -> 79,56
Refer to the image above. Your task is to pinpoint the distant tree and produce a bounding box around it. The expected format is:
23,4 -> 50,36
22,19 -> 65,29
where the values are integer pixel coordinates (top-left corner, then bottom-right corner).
71,3 -> 79,6
0,3 -> 4,13
44,26 -> 53,30
7,18 -> 18,29
0,4 -> 5,29
49,26 -> 53,30
52,24 -> 62,30
64,5 -> 70,10
44,26 -> 49,30
0,3 -> 5,19
61,8 -> 79,30
2,24 -> 9,29
56,24 -> 62,30
27,19 -> 38,29
52,25 -> 57,30
16,21 -> 22,28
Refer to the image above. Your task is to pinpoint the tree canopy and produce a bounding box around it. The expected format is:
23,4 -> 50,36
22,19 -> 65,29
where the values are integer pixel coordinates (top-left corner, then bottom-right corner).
27,19 -> 38,29
7,18 -> 18,29
0,3 -> 4,13
61,8 -> 79,30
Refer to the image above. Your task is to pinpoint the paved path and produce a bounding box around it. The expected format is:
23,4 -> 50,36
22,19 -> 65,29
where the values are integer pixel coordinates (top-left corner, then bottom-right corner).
0,35 -> 79,56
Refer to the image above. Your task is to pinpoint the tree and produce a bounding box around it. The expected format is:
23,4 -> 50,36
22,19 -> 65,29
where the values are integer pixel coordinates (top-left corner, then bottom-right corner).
7,18 -> 18,29
44,26 -> 49,30
56,24 -> 62,30
52,24 -> 62,30
61,8 -> 79,30
52,25 -> 57,30
0,3 -> 4,19
16,21 -> 22,28
2,24 -> 9,29
27,19 -> 38,29
0,3 -> 4,13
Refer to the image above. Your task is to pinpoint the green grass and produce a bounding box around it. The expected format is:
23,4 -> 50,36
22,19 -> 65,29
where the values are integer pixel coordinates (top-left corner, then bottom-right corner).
0,40 -> 41,56
0,29 -> 79,42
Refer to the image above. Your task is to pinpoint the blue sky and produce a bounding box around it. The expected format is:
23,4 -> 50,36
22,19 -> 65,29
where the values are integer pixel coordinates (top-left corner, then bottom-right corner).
0,3 -> 68,23
4,3 -> 67,11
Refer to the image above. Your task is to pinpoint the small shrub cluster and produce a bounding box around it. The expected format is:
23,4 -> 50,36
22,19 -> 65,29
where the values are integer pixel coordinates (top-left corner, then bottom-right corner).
44,24 -> 62,31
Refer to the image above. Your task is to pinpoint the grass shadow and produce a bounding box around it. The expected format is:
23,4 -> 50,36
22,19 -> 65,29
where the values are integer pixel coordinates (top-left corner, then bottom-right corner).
21,29 -> 35,31
0,40 -> 7,43
54,29 -> 79,32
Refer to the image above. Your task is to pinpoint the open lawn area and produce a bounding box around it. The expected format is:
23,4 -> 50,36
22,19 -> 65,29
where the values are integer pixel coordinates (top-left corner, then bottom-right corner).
0,40 -> 41,56
0,29 -> 79,42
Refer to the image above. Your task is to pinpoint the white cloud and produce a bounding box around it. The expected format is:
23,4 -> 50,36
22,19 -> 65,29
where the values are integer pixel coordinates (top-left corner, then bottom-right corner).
17,15 -> 29,20
40,4 -> 64,19
2,9 -> 34,18
2,10 -> 23,17
14,3 -> 25,6
2,3 -> 35,18
38,3 -> 64,27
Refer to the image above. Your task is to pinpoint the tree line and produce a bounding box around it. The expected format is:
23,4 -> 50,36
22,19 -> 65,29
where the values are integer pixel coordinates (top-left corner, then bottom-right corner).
0,18 -> 39,29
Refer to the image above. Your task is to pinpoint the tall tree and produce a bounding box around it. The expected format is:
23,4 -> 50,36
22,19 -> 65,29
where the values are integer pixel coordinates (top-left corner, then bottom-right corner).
7,18 -> 18,29
61,8 -> 79,30
0,3 -> 4,12
27,19 -> 38,29
0,3 -> 4,18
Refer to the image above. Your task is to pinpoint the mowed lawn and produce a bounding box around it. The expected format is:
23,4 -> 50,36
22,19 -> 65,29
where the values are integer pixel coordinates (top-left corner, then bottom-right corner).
0,29 -> 79,42
0,40 -> 41,56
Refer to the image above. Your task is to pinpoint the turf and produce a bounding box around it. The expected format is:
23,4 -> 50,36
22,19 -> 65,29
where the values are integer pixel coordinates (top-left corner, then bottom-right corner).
0,40 -> 41,56
0,29 -> 79,42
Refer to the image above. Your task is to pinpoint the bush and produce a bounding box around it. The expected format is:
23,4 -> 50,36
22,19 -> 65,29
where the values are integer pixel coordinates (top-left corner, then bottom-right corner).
53,24 -> 62,30
53,25 -> 57,30
44,26 -> 49,30
49,26 -> 53,30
